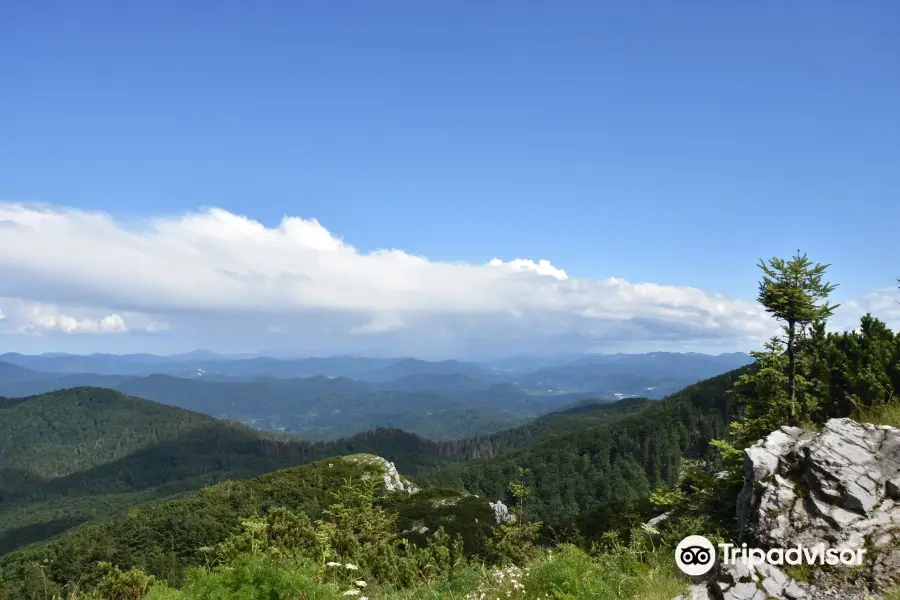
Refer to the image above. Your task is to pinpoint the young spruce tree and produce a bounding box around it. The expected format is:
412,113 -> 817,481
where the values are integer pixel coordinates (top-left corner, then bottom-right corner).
753,251 -> 838,427
758,250 -> 837,408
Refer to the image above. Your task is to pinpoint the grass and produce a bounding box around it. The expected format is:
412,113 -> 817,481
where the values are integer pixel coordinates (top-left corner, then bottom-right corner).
854,399 -> 900,428
884,587 -> 900,600
144,556 -> 345,600
782,563 -> 814,584
136,545 -> 688,600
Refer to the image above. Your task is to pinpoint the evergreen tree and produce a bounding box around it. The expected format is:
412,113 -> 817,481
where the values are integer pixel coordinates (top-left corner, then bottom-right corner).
730,337 -> 790,443
756,251 -> 838,421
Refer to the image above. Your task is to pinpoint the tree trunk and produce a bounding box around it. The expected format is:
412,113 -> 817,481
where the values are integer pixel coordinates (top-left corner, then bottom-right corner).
787,319 -> 797,422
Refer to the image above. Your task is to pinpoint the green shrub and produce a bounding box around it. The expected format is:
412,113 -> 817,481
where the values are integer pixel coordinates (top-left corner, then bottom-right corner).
517,544 -> 686,600
145,554 -> 343,600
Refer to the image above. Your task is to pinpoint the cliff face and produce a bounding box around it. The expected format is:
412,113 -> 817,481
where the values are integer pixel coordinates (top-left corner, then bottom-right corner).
737,418 -> 900,591
677,418 -> 900,600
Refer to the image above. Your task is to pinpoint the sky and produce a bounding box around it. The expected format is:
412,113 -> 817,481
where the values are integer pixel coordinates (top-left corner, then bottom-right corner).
1,1 -> 898,358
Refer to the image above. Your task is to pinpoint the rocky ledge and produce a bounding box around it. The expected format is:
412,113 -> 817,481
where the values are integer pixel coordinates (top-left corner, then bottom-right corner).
678,559 -> 885,600
675,418 -> 900,600
737,418 -> 900,591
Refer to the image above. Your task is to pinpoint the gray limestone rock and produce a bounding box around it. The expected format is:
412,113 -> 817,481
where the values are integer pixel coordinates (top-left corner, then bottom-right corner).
781,581 -> 807,599
341,454 -> 421,494
735,418 -> 900,592
488,500 -> 517,524
671,418 -> 900,600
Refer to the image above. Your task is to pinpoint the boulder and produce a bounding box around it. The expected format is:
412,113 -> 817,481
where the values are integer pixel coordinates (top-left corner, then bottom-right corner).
488,499 -> 517,524
736,418 -> 900,591
670,419 -> 900,600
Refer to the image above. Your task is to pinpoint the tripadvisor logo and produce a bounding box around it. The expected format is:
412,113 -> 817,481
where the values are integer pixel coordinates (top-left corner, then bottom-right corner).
675,535 -> 867,576
675,535 -> 716,576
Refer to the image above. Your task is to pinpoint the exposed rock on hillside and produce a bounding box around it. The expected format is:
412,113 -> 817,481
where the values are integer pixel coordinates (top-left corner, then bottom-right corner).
342,453 -> 515,549
489,499 -> 517,524
736,418 -> 900,593
341,453 -> 421,494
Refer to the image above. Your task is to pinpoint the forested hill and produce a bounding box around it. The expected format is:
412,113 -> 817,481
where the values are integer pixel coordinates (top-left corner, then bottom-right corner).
0,388 -> 655,497
0,364 -> 748,561
0,366 -> 751,599
433,396 -> 655,461
0,387 -> 217,482
0,388 -> 450,554
416,365 -> 749,530
0,455 -> 494,598
0,386 -> 636,553
0,368 -> 743,559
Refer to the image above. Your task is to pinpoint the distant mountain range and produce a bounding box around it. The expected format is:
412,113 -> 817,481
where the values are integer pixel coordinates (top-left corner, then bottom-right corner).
0,350 -> 752,383
0,351 -> 754,439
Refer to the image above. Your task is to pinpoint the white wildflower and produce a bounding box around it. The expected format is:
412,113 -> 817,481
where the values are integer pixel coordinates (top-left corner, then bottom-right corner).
326,561 -> 342,567
343,590 -> 360,596
344,563 -> 359,570
355,580 -> 367,587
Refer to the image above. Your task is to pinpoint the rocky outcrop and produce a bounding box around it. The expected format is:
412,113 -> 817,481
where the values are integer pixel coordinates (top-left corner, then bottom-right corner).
736,418 -> 900,593
489,500 -> 517,524
341,454 -> 420,494
699,560 -> 881,600
672,418 -> 900,600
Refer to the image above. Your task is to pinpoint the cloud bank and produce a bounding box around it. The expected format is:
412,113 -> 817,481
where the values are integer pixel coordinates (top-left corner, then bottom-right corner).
0,202 -> 894,357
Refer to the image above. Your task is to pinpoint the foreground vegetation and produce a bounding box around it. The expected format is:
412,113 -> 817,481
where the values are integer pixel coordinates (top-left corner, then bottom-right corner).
2,458 -> 688,600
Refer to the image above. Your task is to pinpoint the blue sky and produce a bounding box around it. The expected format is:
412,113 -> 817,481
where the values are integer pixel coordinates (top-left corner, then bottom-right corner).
1,1 -> 898,357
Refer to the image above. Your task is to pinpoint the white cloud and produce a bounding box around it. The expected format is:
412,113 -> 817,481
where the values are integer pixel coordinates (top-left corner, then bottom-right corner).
351,314 -> 408,335
9,201 -> 876,356
835,287 -> 900,331
4,301 -> 128,335
0,298 -> 169,337
487,258 -> 568,280
144,321 -> 171,333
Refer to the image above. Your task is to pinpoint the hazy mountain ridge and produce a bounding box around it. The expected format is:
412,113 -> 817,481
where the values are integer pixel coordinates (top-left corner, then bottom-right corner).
0,372 -> 586,440
0,351 -> 753,440
0,361 -> 47,383
0,351 -> 753,383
